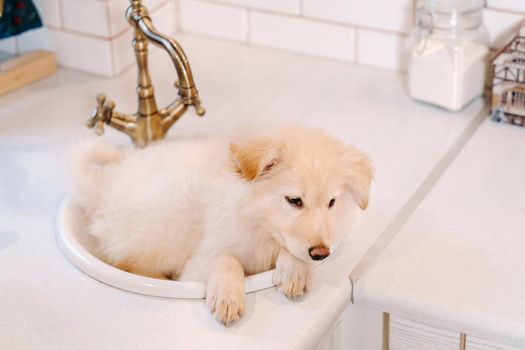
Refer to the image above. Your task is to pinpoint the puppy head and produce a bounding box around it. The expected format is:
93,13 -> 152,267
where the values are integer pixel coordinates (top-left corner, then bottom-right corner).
230,126 -> 374,264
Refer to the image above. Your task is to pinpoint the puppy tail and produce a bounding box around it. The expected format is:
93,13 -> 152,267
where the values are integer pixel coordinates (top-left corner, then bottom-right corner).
69,140 -> 121,216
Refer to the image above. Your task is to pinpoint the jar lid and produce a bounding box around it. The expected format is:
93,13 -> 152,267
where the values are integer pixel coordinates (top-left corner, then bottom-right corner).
419,0 -> 485,31
422,0 -> 485,14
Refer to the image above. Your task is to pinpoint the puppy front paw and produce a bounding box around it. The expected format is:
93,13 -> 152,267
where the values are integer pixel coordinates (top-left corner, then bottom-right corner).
273,259 -> 311,299
206,282 -> 245,325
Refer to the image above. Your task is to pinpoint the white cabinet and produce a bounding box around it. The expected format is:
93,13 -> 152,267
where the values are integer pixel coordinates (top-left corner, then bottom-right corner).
315,308 -> 525,350
385,316 -> 524,350
316,304 -> 384,350
338,303 -> 384,350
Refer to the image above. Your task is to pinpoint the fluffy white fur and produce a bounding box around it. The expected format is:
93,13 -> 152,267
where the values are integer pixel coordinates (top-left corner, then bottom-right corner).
69,126 -> 373,325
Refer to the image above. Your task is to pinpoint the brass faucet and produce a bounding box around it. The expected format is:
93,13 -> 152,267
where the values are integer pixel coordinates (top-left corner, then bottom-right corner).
87,0 -> 205,147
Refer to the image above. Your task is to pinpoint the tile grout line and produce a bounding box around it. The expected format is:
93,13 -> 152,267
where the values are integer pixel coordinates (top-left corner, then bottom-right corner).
485,6 -> 525,16
348,103 -> 490,303
46,0 -> 172,42
109,40 -> 117,77
46,25 -> 119,41
105,0 -> 113,38
246,9 -> 251,44
175,0 -> 182,33
57,0 -> 64,29
178,27 -> 411,72
354,28 -> 359,64
105,0 -> 117,76
14,37 -> 20,55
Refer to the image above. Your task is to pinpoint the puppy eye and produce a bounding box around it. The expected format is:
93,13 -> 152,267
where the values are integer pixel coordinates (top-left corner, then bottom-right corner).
328,198 -> 336,208
285,196 -> 303,208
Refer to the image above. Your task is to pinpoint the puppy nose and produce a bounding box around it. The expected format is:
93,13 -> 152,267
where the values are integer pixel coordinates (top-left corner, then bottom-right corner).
308,245 -> 330,261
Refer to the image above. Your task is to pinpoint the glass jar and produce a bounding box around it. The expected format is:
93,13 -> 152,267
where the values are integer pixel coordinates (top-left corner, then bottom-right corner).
408,0 -> 489,111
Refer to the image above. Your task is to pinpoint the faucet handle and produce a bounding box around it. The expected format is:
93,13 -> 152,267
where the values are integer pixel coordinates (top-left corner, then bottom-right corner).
193,98 -> 206,116
87,94 -> 115,136
174,80 -> 205,116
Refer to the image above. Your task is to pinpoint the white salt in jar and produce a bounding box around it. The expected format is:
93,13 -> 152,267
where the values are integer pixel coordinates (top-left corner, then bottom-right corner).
408,0 -> 489,111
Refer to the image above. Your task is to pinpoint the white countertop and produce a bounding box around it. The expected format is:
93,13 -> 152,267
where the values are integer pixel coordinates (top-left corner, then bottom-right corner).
0,34 -> 484,349
354,120 -> 525,348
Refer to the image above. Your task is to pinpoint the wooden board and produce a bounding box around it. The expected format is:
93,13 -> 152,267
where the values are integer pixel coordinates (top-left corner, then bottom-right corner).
0,50 -> 57,96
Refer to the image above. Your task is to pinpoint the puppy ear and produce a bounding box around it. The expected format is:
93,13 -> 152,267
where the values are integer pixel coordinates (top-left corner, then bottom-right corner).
229,137 -> 281,181
344,148 -> 374,210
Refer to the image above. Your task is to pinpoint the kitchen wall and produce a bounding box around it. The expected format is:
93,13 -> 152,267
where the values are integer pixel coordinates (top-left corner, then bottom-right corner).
0,0 -> 177,76
181,0 -> 524,69
0,0 -> 523,77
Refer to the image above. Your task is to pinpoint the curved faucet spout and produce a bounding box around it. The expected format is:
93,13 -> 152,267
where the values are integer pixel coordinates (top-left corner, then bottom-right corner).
88,0 -> 205,148
127,7 -> 199,105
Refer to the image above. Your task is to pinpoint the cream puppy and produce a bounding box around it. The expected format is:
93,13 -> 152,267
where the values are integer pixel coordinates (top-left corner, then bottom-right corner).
70,126 -> 373,325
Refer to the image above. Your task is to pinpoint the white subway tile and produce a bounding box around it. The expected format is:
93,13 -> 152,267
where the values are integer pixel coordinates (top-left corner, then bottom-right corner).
357,30 -> 409,70
180,0 -> 247,42
206,0 -> 300,14
250,12 -> 355,62
16,28 -> 52,54
48,29 -> 113,76
144,0 -> 171,9
487,0 -> 525,13
303,0 -> 413,34
150,1 -> 177,35
483,9 -> 524,48
108,0 -> 130,36
303,0 -> 349,24
0,38 -> 18,54
112,30 -> 135,75
61,0 -> 111,37
33,0 -> 62,28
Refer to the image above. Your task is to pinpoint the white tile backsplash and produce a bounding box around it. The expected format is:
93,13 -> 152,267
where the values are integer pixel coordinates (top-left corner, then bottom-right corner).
5,0 -> 525,76
49,29 -> 113,76
62,0 -> 111,37
151,1 -> 177,34
0,0 -> 176,77
33,0 -> 62,28
180,0 -> 248,42
357,30 -> 409,71
483,9 -> 524,48
487,0 -> 525,13
16,28 -> 52,54
144,0 -> 173,9
112,30 -> 135,75
302,0 -> 413,34
207,0 -> 300,14
108,0 -> 131,37
0,38 -> 18,55
250,12 -> 355,62
302,0 -> 353,25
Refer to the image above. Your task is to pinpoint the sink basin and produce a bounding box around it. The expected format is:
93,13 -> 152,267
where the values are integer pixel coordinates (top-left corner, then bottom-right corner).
54,197 -> 275,299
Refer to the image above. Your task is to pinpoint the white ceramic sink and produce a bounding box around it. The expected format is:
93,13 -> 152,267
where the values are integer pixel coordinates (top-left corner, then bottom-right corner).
54,197 -> 275,299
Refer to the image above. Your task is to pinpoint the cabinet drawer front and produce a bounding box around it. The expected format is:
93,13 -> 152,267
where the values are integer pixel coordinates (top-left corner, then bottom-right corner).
389,316 -> 459,350
467,336 -> 523,350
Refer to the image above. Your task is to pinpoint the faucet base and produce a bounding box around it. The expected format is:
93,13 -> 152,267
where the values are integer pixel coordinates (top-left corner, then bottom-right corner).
89,94 -> 194,148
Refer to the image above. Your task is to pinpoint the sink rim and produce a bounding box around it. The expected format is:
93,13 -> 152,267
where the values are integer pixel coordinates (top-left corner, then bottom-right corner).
54,197 -> 275,299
